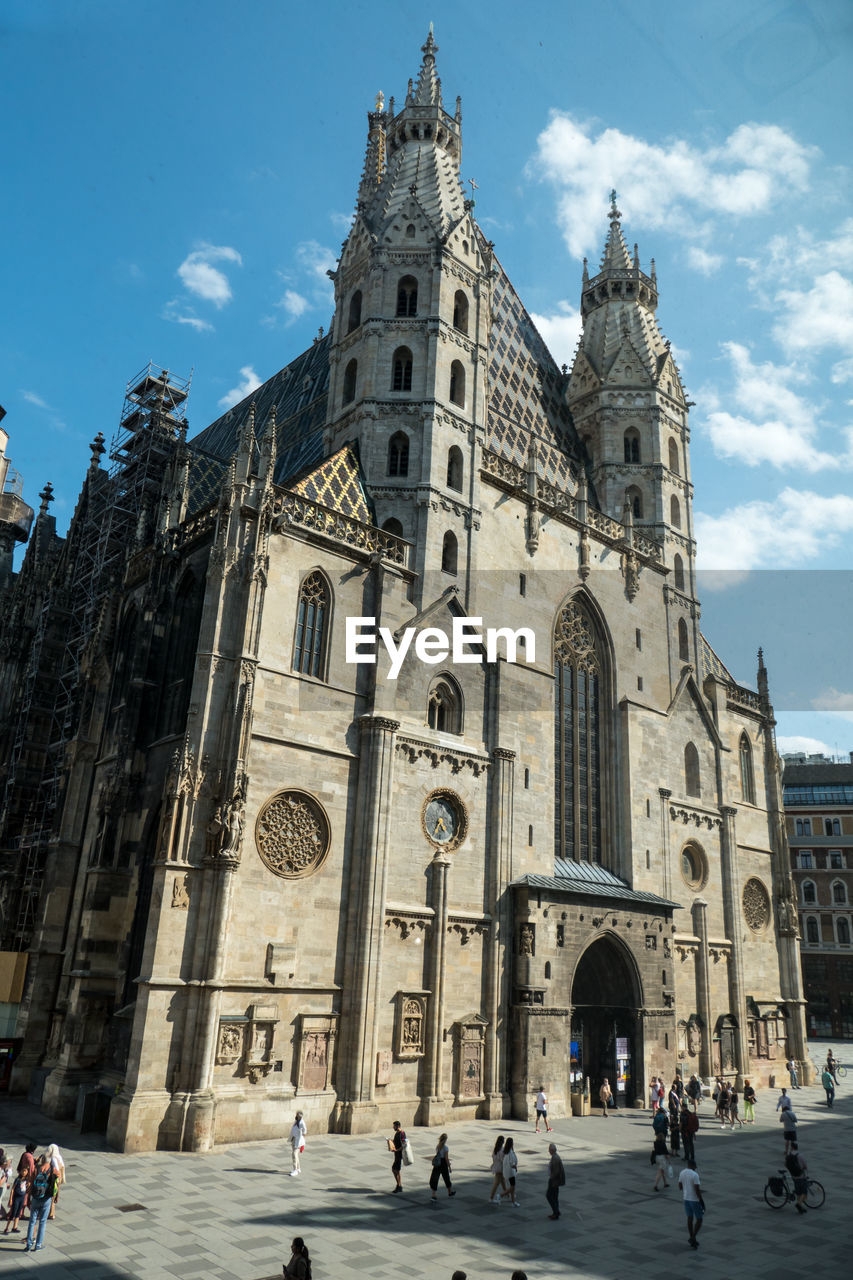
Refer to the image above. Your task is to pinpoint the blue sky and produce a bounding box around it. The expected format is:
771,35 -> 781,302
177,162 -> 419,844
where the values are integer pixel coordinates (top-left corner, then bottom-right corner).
3,0 -> 852,755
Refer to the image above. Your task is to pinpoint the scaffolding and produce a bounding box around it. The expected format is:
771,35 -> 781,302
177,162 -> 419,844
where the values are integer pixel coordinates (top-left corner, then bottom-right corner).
0,362 -> 190,952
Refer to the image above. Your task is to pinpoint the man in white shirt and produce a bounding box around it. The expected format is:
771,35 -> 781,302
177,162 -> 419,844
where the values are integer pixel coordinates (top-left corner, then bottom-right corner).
289,1111 -> 307,1176
535,1087 -> 552,1133
678,1159 -> 705,1249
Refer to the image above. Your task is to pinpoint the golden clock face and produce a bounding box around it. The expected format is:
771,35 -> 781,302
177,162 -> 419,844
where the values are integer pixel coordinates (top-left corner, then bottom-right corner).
421,789 -> 467,852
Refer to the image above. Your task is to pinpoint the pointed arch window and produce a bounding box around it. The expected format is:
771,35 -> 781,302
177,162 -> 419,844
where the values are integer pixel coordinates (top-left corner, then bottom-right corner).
396,275 -> 418,317
453,290 -> 469,334
674,553 -> 685,592
626,486 -> 643,520
382,517 -> 404,538
441,531 -> 458,574
624,429 -> 640,463
678,617 -> 689,662
668,437 -> 680,474
392,346 -> 413,392
806,916 -> 819,944
739,733 -> 755,804
833,880 -> 847,905
293,571 -> 330,679
449,360 -> 465,408
671,495 -> 682,529
388,431 -> 409,477
684,742 -> 701,798
446,445 -> 463,491
347,290 -> 362,333
427,674 -> 462,734
838,917 -> 851,945
554,599 -> 604,863
343,359 -> 357,405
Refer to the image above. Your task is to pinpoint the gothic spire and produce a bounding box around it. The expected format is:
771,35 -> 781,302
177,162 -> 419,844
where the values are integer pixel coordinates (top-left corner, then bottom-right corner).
600,190 -> 633,271
413,25 -> 441,106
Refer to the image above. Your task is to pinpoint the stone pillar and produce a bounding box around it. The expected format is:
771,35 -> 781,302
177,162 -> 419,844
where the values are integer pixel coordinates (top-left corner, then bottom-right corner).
421,853 -> 451,1124
483,746 -> 514,1117
658,788 -> 672,901
691,898 -> 713,1079
719,805 -> 749,1084
336,715 -> 398,1133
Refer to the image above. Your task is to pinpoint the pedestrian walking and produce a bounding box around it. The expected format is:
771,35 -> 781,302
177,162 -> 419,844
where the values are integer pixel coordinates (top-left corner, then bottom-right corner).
728,1086 -> 743,1129
652,1132 -> 670,1190
2,1169 -> 29,1235
289,1111 -> 307,1177
821,1067 -> 835,1108
657,1078 -> 665,1111
743,1079 -> 756,1123
784,1143 -> 809,1214
652,1101 -> 669,1138
488,1135 -> 507,1203
44,1144 -> 65,1219
826,1050 -> 840,1085
389,1120 -> 406,1193
686,1073 -> 701,1111
429,1133 -> 455,1203
599,1077 -> 612,1116
717,1082 -> 730,1127
650,1075 -> 659,1111
669,1102 -> 681,1156
776,1087 -> 791,1113
535,1086 -> 552,1132
668,1079 -> 680,1115
24,1154 -> 56,1253
16,1142 -> 36,1183
781,1108 -> 798,1155
787,1057 -> 800,1089
0,1156 -> 12,1219
283,1236 -> 312,1278
546,1142 -> 564,1219
678,1159 -> 705,1249
501,1136 -> 519,1205
680,1105 -> 698,1163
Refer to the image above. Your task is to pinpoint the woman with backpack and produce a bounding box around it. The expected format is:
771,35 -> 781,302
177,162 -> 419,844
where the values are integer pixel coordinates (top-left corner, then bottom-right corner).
283,1237 -> 312,1279
429,1133 -> 455,1203
25,1154 -> 57,1253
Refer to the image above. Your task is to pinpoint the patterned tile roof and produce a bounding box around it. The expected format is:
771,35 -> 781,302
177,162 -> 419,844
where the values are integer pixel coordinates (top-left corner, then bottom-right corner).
700,634 -> 735,685
289,442 -> 374,524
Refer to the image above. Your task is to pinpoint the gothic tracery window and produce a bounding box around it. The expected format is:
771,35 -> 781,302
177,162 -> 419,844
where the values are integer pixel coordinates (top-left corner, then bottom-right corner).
554,599 -> 603,862
392,347 -> 413,392
388,431 -> 409,476
396,275 -> 418,317
739,733 -> 755,804
684,742 -> 701,798
427,675 -> 462,734
293,571 -> 330,679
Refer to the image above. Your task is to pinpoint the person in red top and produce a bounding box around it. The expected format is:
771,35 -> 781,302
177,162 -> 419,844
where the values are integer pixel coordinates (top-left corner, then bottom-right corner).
16,1145 -> 36,1182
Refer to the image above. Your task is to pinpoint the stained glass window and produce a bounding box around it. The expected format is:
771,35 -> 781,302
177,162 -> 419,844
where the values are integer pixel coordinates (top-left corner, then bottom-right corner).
554,600 -> 602,862
293,571 -> 329,678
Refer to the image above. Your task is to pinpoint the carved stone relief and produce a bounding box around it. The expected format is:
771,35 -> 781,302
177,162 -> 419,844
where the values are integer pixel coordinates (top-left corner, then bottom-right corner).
395,993 -> 426,1059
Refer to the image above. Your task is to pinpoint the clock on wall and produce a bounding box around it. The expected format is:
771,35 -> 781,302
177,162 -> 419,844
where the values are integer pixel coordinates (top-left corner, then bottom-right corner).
422,789 -> 468,853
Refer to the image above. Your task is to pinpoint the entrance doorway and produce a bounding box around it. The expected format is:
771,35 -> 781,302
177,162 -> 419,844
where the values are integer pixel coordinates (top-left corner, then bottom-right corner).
571,934 -> 642,1107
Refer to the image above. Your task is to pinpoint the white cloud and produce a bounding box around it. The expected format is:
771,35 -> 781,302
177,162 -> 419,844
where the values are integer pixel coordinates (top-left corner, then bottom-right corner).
774,270 -> 853,367
686,247 -> 723,275
218,366 -> 262,411
529,302 -> 583,368
296,239 -> 337,284
530,115 -> 815,258
177,244 -> 242,308
700,342 -> 849,471
812,688 -> 853,718
778,735 -> 837,757
280,289 -> 309,321
330,211 -> 355,232
21,390 -> 50,409
695,488 -> 853,570
163,300 -> 214,333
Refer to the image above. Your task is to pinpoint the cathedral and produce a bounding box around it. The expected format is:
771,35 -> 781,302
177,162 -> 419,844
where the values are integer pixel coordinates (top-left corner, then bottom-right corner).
0,33 -> 810,1151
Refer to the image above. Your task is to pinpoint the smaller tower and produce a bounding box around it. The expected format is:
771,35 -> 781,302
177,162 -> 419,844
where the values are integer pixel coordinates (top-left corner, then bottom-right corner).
0,413 -> 35,592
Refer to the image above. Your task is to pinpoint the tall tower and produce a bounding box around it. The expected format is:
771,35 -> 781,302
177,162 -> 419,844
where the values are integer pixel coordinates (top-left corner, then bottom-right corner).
567,195 -> 696,602
325,30 -> 490,603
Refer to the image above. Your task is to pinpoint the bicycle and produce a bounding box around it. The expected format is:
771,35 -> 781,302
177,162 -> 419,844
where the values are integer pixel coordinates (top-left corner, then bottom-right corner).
764,1168 -> 825,1209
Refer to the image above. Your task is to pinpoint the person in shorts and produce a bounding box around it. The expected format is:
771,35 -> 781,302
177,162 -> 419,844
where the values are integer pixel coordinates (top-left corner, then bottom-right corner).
784,1143 -> 809,1214
782,1108 -> 798,1154
678,1159 -> 705,1249
535,1087 -> 552,1132
389,1120 -> 406,1193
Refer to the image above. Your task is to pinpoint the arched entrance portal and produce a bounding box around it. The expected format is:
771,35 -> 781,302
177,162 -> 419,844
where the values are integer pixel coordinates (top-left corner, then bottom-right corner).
571,935 -> 641,1107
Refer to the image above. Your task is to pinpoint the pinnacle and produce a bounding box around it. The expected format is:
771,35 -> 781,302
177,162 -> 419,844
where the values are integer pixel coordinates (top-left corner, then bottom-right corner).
599,190 -> 633,271
413,25 -> 441,106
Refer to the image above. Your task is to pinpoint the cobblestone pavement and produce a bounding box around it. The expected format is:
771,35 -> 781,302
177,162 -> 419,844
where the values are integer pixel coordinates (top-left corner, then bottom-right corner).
0,1045 -> 848,1280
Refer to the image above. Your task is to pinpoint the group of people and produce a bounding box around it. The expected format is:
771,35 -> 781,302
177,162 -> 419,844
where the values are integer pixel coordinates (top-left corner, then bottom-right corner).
0,1141 -> 65,1253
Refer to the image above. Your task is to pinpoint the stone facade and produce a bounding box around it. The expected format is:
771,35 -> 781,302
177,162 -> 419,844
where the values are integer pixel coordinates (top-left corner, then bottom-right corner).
0,32 -> 809,1150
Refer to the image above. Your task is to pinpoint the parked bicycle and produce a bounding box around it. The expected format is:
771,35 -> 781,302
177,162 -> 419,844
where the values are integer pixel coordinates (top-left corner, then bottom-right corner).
764,1168 -> 825,1209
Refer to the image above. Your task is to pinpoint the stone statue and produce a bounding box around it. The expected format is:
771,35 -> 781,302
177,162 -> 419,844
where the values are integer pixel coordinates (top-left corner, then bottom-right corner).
205,805 -> 224,859
221,796 -> 245,860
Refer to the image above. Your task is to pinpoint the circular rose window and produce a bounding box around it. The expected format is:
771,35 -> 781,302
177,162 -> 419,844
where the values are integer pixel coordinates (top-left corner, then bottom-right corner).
255,790 -> 330,879
742,877 -> 771,932
680,842 -> 707,891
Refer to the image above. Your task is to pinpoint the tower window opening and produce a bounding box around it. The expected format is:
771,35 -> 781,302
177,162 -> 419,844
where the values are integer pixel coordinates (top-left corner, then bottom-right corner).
684,742 -> 701,798
520,573 -> 527,597
427,675 -> 462,734
446,445 -> 463,491
739,733 -> 755,804
347,290 -> 362,333
406,223 -> 416,238
524,767 -> 530,789
668,437 -> 680,474
674,553 -> 685,592
396,275 -> 418,317
678,617 -> 689,662
382,517 -> 404,538
388,431 -> 409,477
342,359 -> 357,405
392,346 -> 413,392
449,360 -> 466,408
441,530 -> 458,574
671,494 -> 681,529
453,290 -> 469,334
624,429 -> 640,463
626,487 -> 643,520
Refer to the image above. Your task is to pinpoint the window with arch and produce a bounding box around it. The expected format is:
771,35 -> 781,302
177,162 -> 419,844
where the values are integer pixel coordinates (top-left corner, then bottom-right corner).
446,445 -> 463,491
826,817 -> 841,835
739,733 -> 755,804
441,530 -> 458,574
387,431 -> 409,477
678,617 -> 689,662
453,290 -> 469,333
449,360 -> 465,408
806,917 -> 819,944
392,346 -> 413,392
347,290 -> 362,333
158,574 -> 205,738
838,917 -> 851,945
381,517 -> 404,538
396,275 -> 418,317
674,553 -> 685,591
668,438 -> 680,474
802,880 -> 817,905
623,429 -> 640,463
342,358 -> 357,404
681,841 -> 707,889
626,486 -> 643,520
832,880 -> 847,905
554,597 -> 604,862
796,818 -> 811,837
427,674 -> 462,734
671,494 -> 681,529
684,742 -> 701,797
293,571 -> 330,679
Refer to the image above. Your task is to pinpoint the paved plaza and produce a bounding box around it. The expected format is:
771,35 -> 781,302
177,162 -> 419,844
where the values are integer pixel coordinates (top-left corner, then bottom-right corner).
0,1045 -> 848,1280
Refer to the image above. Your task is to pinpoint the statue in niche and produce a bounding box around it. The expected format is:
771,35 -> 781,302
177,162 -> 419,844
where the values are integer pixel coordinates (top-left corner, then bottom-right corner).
687,1021 -> 702,1058
220,796 -> 245,860
519,923 -> 535,956
205,805 -> 224,858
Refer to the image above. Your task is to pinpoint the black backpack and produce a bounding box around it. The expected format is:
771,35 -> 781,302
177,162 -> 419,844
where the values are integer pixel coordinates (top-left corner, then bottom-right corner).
31,1167 -> 53,1200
